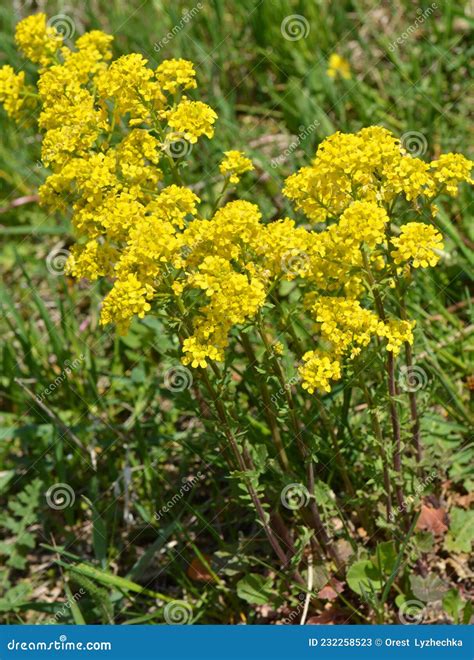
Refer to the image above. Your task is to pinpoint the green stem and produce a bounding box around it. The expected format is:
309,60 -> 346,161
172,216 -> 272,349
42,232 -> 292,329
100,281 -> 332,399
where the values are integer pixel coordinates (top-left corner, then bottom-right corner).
198,369 -> 304,583
360,381 -> 393,522
362,250 -> 405,517
256,319 -> 341,567
398,288 -> 423,469
239,332 -> 290,471
314,397 -> 355,498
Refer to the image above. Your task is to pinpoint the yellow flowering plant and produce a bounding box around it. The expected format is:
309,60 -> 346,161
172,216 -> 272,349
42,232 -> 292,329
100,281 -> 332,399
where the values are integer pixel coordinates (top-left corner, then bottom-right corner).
2,14 -> 473,611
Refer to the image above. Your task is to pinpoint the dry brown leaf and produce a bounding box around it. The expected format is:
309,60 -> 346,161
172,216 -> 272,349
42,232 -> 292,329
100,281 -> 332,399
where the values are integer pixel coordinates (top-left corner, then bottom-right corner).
318,579 -> 344,601
334,538 -> 354,563
187,555 -> 213,582
416,504 -> 448,535
306,606 -> 347,625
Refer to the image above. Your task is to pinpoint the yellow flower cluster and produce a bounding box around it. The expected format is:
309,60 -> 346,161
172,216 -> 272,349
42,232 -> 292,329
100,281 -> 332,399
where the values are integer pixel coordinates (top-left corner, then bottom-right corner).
164,98 -> 217,143
0,66 -> 29,119
156,58 -> 197,93
182,256 -> 266,367
283,127 -> 473,223
391,222 -> 443,268
1,17 -> 472,392
100,274 -> 154,335
15,13 -> 60,66
219,151 -> 254,183
299,351 -> 342,394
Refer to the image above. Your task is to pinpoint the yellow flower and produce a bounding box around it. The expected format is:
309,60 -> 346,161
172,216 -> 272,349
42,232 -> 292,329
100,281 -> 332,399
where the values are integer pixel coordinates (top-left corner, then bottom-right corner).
100,274 -> 154,335
219,150 -> 254,183
15,13 -> 60,66
377,319 -> 415,356
182,200 -> 264,266
429,153 -> 473,196
327,53 -> 351,80
391,222 -> 444,268
0,66 -> 29,119
337,201 -> 389,248
96,53 -> 165,126
311,297 -> 380,358
165,98 -> 217,143
146,185 -> 200,229
282,127 -> 447,222
65,240 -> 118,281
182,256 -> 266,368
156,59 -> 197,94
299,350 -> 342,393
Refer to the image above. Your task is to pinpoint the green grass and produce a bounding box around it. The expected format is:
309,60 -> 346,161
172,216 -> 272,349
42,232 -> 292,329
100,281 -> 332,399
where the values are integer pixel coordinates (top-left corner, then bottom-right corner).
0,0 -> 472,624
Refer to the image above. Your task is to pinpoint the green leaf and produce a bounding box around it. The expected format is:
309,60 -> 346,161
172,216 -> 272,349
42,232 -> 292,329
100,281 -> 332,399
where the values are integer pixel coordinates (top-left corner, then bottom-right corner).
54,558 -> 173,602
374,541 -> 397,575
64,581 -> 86,625
346,560 -> 382,597
444,508 -> 474,554
82,497 -> 107,568
442,589 -> 464,623
0,471 -> 14,495
409,573 -> 447,603
412,531 -> 434,553
462,600 -> 473,625
236,573 -> 274,605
